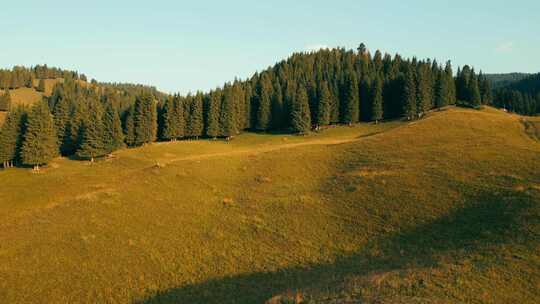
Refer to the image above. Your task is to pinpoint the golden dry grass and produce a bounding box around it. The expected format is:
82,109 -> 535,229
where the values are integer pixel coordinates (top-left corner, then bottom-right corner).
0,107 -> 538,303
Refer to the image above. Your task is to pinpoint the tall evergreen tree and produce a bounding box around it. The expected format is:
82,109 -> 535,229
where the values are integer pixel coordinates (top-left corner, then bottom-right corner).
160,97 -> 177,141
371,76 -> 383,123
434,71 -> 449,109
0,107 -> 26,168
469,72 -> 482,107
403,68 -> 417,120
52,96 -> 72,155
271,81 -> 284,129
316,82 -> 332,128
219,87 -> 237,139
21,101 -> 58,170
77,99 -> 105,161
416,64 -> 433,116
291,86 -> 311,134
444,61 -> 456,105
123,106 -> 136,146
206,89 -> 221,139
342,72 -> 359,124
134,93 -> 157,145
102,102 -> 125,153
256,73 -> 272,131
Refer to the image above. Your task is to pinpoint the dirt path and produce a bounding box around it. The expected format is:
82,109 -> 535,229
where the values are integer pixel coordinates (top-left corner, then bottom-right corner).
164,137 -> 360,164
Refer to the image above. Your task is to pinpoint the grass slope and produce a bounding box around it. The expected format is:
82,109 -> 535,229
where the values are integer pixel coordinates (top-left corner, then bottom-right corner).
0,107 -> 538,303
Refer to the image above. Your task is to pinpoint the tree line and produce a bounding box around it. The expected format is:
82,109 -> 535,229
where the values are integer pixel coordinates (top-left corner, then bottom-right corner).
0,45 -> 496,169
0,65 -> 87,90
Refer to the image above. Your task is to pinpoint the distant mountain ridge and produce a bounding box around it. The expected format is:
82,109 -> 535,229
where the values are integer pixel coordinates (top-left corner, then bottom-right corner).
484,73 -> 532,89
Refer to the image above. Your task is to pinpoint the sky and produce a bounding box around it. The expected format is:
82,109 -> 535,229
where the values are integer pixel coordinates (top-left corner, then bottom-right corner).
0,0 -> 538,94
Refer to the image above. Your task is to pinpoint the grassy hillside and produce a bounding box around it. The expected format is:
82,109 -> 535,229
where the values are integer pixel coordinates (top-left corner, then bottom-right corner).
0,107 -> 538,303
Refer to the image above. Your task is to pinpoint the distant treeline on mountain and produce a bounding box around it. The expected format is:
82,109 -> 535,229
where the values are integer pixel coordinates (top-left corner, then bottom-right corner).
0,45 -> 533,169
484,73 -> 531,89
492,73 -> 540,115
0,65 -> 87,90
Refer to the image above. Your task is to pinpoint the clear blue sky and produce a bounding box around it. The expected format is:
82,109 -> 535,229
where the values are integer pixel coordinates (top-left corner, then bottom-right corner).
1,0 -> 538,93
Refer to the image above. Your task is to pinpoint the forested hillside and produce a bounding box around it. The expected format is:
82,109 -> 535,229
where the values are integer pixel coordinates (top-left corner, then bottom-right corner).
0,45 -> 512,170
484,73 -> 531,89
493,73 -> 540,115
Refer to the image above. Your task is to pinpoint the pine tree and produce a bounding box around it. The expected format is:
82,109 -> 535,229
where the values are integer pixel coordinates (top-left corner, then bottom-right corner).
271,81 -> 284,129
21,101 -> 58,170
256,74 -> 272,131
53,96 -> 72,155
469,73 -> 481,108
316,82 -> 332,128
342,72 -> 359,124
403,68 -> 417,120
371,76 -> 383,123
77,99 -> 105,162
173,96 -> 185,139
434,71 -> 449,109
160,97 -> 177,141
186,93 -> 204,139
0,107 -> 26,168
445,61 -> 456,105
102,102 -> 124,153
232,82 -> 246,132
219,87 -> 237,139
134,93 -> 157,145
206,89 -> 221,139
123,106 -> 136,146
416,64 -> 433,116
244,82 -> 253,129
291,86 -> 311,134
37,79 -> 46,93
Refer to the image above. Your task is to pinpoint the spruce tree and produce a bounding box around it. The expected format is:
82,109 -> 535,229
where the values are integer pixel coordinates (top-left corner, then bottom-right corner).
53,97 -> 72,155
316,82 -> 332,128
469,73 -> 481,108
77,99 -> 105,162
187,93 -> 204,139
21,101 -> 58,170
123,106 -> 136,146
291,86 -> 311,134
403,68 -> 417,120
134,93 -> 157,145
416,64 -> 433,116
445,61 -> 456,105
206,89 -> 221,139
219,87 -> 237,139
160,97 -> 177,141
371,76 -> 383,123
102,102 -> 124,153
256,74 -> 272,131
434,71 -> 449,109
0,107 -> 26,168
173,96 -> 185,139
271,81 -> 284,129
342,72 -> 359,124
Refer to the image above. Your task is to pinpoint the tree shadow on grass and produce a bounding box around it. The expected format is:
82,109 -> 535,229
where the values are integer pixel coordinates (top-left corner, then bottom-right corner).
135,190 -> 536,304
